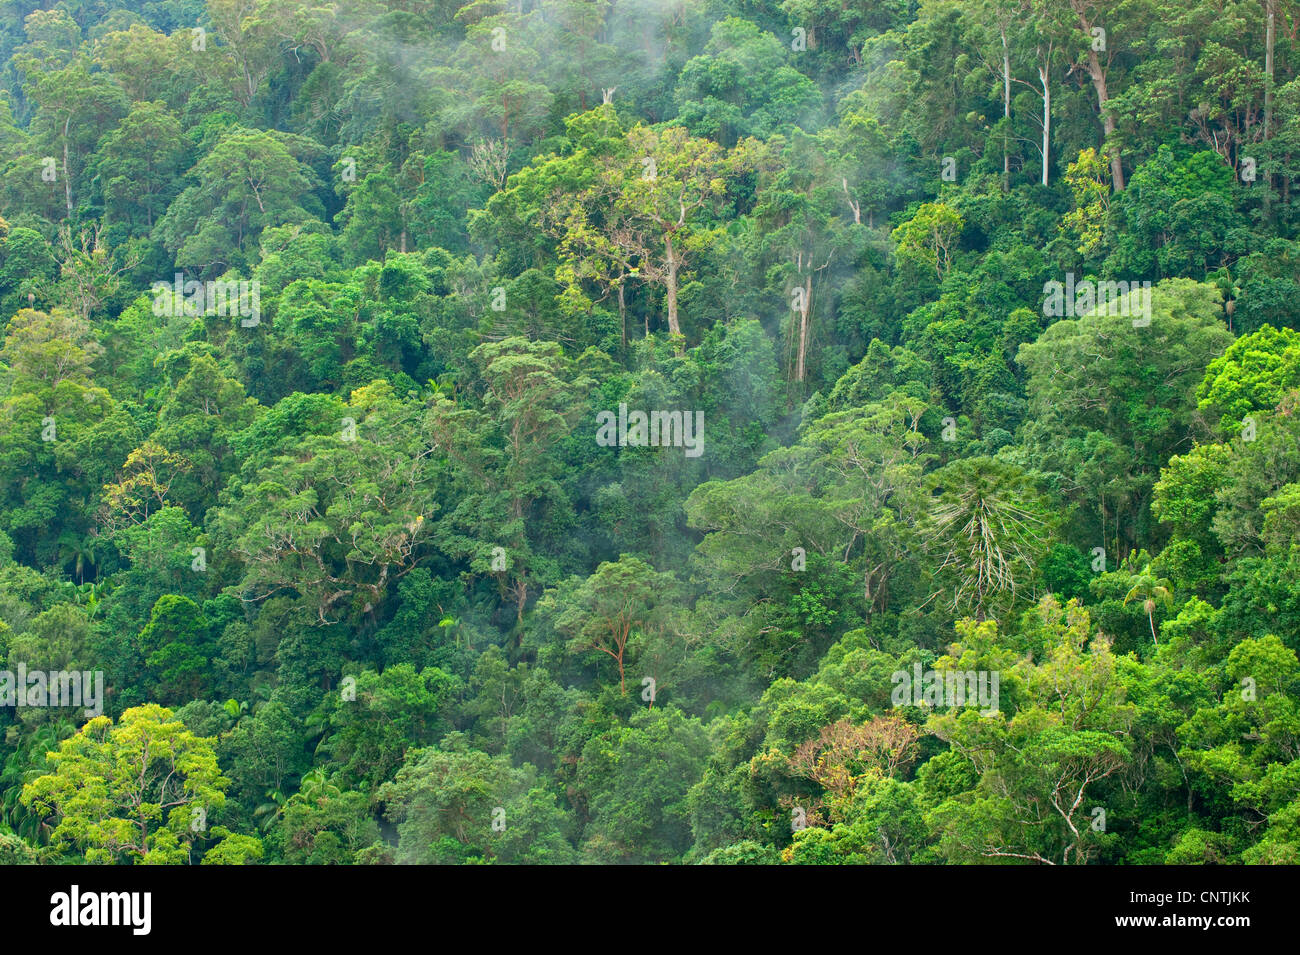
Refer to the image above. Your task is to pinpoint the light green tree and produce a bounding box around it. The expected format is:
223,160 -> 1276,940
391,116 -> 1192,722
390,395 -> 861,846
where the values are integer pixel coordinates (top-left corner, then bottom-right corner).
891,202 -> 963,280
21,704 -> 248,864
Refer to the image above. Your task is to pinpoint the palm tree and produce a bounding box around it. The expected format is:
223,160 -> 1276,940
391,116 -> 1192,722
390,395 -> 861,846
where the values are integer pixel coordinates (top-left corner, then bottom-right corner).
1123,563 -> 1174,645
57,531 -> 106,585
1,720 -> 75,842
439,614 -> 462,648
223,698 -> 249,722
254,788 -> 287,833
296,768 -> 341,805
72,580 -> 108,619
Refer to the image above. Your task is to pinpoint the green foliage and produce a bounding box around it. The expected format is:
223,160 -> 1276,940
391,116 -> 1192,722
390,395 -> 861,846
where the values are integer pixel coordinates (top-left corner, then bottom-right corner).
0,0 -> 1292,868
20,704 -> 238,864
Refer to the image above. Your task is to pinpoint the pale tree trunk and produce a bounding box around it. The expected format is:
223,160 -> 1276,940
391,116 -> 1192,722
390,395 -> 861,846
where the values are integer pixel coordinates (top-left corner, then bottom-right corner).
795,270 -> 811,383
1039,57 -> 1052,187
1265,0 -> 1276,140
62,117 -> 73,216
1002,30 -> 1011,183
1076,14 -> 1124,190
864,563 -> 887,623
618,283 -> 627,349
842,178 -> 861,224
664,234 -> 682,342
1264,0 -> 1275,214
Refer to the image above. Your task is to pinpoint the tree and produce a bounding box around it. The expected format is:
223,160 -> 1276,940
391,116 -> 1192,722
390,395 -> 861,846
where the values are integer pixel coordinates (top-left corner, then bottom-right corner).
150,352 -> 261,515
1197,324 -> 1300,434
672,18 -> 821,146
272,778 -> 379,864
928,602 -> 1135,864
378,737 -> 575,864
442,10 -> 555,145
1122,562 -> 1174,645
433,338 -> 593,627
546,555 -> 681,695
137,594 -> 217,702
1006,0 -> 1061,187
1016,279 -> 1233,558
1108,147 -> 1244,278
100,442 -> 192,532
1060,147 -> 1110,259
24,62 -> 129,216
0,308 -> 137,565
925,457 -> 1055,619
93,101 -> 187,233
891,202 -> 964,280
318,664 -> 456,791
807,394 -> 932,619
575,707 -> 711,862
221,697 -> 309,809
1058,0 -> 1146,191
55,222 -> 142,323
746,132 -> 840,384
967,0 -> 1021,182
822,94 -> 902,227
21,704 -> 244,864
1178,634 -> 1300,862
156,128 -> 321,272
537,110 -> 741,347
214,383 -> 439,624
207,0 -> 283,106
92,24 -> 202,110
787,715 -> 921,820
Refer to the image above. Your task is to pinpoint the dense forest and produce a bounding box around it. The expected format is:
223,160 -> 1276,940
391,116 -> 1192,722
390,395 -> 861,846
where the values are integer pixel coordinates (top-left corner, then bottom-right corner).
0,0 -> 1296,866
